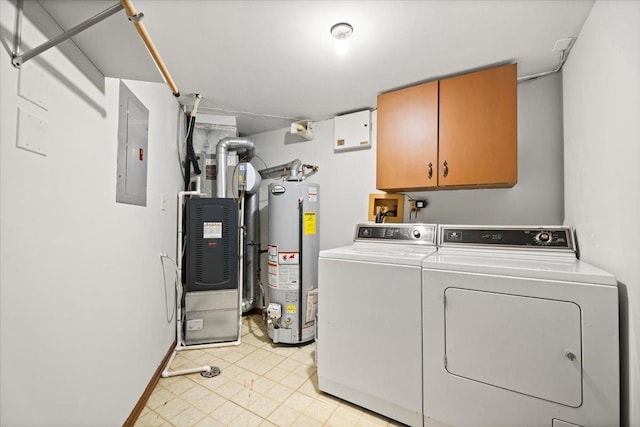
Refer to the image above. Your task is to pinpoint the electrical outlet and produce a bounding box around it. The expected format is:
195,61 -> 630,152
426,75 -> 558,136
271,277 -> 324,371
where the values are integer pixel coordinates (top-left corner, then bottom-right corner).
415,200 -> 427,209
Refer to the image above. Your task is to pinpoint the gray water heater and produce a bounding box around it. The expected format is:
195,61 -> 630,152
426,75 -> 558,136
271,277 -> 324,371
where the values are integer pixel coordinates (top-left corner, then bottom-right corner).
267,180 -> 320,344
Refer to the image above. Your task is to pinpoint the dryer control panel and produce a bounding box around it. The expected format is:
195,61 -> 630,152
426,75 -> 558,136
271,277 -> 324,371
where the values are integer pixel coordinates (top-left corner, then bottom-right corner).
354,223 -> 437,245
439,226 -> 574,251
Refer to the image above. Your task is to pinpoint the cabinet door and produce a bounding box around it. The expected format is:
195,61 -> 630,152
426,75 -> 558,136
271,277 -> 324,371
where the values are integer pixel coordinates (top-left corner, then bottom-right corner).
376,81 -> 438,191
439,63 -> 517,187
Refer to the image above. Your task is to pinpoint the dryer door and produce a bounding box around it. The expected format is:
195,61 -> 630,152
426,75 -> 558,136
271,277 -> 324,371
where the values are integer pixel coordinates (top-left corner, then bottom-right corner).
444,288 -> 582,407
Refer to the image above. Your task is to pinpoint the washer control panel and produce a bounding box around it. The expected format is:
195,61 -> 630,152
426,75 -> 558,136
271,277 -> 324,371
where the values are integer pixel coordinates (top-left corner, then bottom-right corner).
355,223 -> 437,245
439,226 -> 574,251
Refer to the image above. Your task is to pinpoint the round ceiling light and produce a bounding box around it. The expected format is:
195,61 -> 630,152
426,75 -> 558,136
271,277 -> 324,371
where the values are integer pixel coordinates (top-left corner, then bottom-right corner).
330,22 -> 353,39
330,22 -> 353,55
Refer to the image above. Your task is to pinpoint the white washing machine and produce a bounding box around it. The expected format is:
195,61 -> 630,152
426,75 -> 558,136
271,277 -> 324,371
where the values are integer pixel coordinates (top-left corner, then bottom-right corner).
422,225 -> 619,427
318,223 -> 438,427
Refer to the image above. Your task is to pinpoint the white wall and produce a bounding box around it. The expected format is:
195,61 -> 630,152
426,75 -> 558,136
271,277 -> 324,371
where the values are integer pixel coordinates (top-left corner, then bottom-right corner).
251,115 -> 379,252
0,2 -> 182,425
250,72 -> 565,256
563,2 -> 640,425
410,73 -> 565,225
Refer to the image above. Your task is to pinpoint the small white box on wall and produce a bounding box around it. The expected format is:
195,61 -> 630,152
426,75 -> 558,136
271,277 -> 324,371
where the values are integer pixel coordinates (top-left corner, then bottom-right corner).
334,109 -> 371,152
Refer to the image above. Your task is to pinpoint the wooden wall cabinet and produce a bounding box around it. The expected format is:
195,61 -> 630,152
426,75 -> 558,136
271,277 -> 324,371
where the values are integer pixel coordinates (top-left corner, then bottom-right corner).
376,63 -> 517,192
377,80 -> 439,191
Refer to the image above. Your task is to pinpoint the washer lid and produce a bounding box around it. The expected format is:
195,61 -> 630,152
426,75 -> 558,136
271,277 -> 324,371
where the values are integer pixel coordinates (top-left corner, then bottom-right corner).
423,252 -> 617,285
320,243 -> 437,267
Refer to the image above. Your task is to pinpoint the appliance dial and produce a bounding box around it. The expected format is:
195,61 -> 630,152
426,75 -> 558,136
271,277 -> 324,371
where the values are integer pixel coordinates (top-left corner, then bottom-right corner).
535,231 -> 552,245
412,229 -> 421,239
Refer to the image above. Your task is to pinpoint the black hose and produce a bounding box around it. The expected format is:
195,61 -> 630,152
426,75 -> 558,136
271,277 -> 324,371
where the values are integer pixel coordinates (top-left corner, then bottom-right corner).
375,209 -> 397,223
183,115 -> 191,190
186,115 -> 201,177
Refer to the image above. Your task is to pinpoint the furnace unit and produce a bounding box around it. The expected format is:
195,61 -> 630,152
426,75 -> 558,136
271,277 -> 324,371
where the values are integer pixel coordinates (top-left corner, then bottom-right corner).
184,197 -> 239,345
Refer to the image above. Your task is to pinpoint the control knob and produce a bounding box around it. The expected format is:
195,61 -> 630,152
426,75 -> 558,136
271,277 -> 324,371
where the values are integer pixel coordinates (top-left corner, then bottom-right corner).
412,229 -> 421,239
535,231 -> 552,245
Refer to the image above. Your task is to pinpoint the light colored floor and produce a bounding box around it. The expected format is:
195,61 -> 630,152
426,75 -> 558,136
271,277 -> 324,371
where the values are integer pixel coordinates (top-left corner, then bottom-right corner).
134,314 -> 404,426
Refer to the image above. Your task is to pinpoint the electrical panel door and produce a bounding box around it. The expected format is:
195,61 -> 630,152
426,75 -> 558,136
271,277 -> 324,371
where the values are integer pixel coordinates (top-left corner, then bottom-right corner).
116,82 -> 148,206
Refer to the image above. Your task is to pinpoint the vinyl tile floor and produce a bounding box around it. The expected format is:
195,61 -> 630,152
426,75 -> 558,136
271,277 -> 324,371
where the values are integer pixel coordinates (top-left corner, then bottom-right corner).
134,314 -> 404,426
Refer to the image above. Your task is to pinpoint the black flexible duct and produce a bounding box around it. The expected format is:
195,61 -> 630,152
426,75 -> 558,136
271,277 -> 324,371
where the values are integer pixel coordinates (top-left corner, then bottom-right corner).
183,114 -> 191,191
186,115 -> 201,178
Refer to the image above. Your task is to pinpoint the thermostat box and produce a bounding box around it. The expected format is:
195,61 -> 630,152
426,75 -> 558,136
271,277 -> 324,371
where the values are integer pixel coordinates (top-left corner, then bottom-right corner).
334,110 -> 371,152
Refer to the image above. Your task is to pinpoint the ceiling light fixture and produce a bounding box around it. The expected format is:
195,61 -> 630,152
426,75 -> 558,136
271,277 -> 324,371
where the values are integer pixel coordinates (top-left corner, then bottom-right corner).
330,22 -> 353,56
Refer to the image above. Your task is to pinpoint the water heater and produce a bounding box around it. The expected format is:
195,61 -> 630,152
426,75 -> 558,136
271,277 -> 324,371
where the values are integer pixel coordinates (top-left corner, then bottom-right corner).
267,180 -> 320,344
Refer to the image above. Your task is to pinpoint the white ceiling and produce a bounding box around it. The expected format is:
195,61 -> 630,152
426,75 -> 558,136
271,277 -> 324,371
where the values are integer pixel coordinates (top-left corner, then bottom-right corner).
37,0 -> 594,135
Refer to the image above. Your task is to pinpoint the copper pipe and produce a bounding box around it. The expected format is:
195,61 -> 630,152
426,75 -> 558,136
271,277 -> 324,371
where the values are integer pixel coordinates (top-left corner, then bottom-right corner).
120,0 -> 180,96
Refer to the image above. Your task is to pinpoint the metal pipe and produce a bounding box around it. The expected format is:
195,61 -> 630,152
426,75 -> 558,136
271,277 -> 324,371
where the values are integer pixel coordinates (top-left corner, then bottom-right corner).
258,159 -> 302,179
11,2 -> 124,67
258,159 -> 318,181
13,0 -> 23,57
242,191 -> 260,313
213,137 -> 256,317
287,159 -> 303,181
518,47 -> 571,83
517,69 -> 556,83
300,164 -> 319,179
120,0 -> 180,96
176,177 -> 204,345
215,137 -> 255,198
237,192 -> 245,323
174,340 -> 240,351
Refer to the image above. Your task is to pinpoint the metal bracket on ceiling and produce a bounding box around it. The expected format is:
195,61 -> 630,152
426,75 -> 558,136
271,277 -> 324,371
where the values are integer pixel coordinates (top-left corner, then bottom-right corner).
126,12 -> 144,24
11,1 -> 124,68
120,0 -> 180,97
10,0 -> 180,98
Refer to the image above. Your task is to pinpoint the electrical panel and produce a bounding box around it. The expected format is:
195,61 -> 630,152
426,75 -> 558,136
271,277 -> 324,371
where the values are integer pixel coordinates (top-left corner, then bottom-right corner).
186,198 -> 238,292
334,109 -> 371,152
116,82 -> 148,206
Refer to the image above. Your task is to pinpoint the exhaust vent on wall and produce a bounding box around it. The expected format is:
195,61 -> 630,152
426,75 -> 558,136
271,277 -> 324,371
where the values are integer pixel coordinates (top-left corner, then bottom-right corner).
291,120 -> 314,140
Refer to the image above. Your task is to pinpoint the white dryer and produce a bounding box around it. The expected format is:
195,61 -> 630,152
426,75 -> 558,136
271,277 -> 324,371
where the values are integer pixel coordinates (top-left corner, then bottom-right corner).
318,223 -> 438,427
422,225 -> 619,427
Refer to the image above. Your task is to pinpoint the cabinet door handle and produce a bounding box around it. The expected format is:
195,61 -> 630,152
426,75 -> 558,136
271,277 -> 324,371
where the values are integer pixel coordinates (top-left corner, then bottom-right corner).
443,160 -> 449,178
427,162 -> 433,179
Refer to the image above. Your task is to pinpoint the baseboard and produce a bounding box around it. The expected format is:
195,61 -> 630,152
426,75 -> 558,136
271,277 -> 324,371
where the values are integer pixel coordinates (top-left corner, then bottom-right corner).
123,340 -> 176,427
